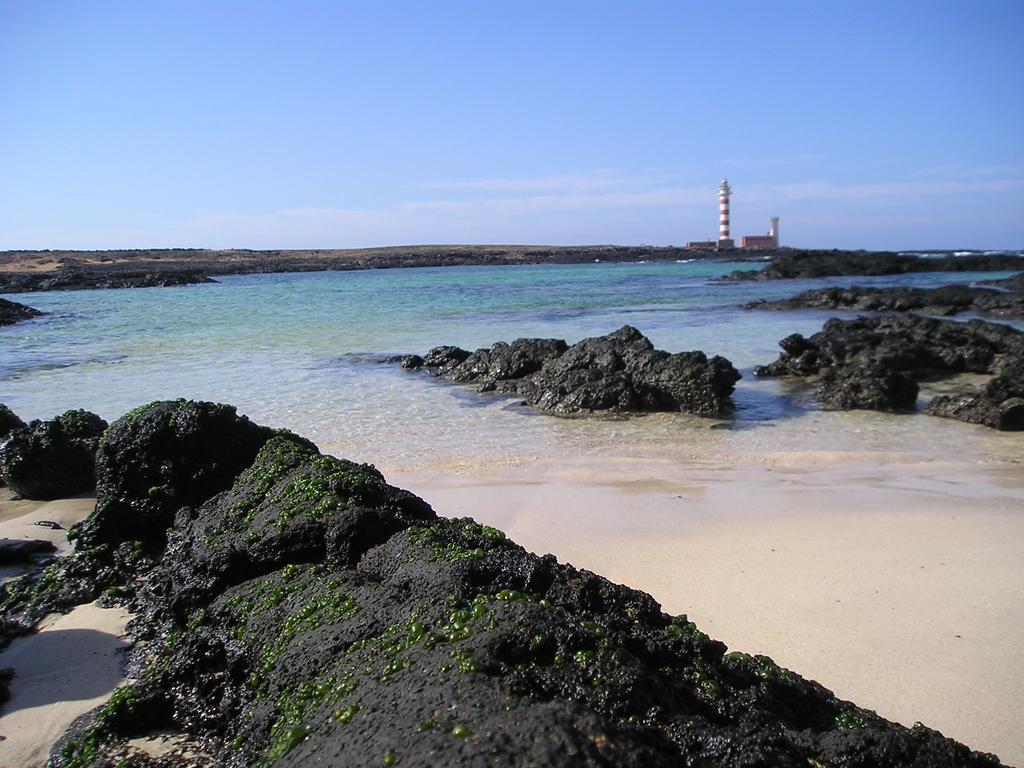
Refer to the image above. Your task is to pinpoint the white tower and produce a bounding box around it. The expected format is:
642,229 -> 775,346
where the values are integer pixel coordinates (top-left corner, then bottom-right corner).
717,179 -> 733,248
769,217 -> 780,247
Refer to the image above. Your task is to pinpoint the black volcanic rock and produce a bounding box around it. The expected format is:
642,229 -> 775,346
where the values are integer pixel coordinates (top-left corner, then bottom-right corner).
745,277 -> 1024,318
0,667 -> 12,706
0,403 -> 25,439
756,315 -> 1024,425
514,327 -> 740,416
444,338 -> 569,384
0,538 -> 57,565
726,250 -> 1024,281
0,409 -> 108,499
924,361 -> 1024,430
421,345 -> 472,376
0,270 -> 215,293
816,365 -> 919,412
78,399 -> 296,551
0,297 -> 43,325
0,401 -> 297,647
408,327 -> 740,417
0,400 -> 990,767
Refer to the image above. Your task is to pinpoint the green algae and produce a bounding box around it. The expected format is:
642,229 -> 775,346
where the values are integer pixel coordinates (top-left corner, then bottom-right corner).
835,711 -> 872,730
260,675 -> 360,766
406,519 -> 509,563
58,685 -> 143,768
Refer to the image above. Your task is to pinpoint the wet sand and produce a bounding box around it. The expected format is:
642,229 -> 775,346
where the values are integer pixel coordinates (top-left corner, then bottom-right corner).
392,452 -> 1024,765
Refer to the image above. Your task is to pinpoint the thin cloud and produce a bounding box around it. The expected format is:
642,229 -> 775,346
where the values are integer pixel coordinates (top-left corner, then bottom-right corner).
421,169 -> 663,193
22,172 -> 1017,250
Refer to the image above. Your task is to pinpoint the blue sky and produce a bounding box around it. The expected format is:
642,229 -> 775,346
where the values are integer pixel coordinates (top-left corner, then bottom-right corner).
1,1 -> 1021,250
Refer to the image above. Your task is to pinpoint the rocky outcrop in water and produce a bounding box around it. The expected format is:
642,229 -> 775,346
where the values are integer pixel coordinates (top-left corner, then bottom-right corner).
0,296 -> 43,325
401,326 -> 741,417
725,250 -> 1024,281
0,409 -> 108,499
924,360 -> 1024,430
755,316 -> 1024,427
0,399 -> 998,766
744,277 -> 1024,318
0,270 -> 215,293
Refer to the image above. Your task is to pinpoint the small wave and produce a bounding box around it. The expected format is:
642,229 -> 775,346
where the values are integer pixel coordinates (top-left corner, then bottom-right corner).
3,355 -> 128,380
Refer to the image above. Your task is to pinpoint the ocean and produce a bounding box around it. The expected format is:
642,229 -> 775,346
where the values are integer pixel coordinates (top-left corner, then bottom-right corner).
2,259 -> 1022,472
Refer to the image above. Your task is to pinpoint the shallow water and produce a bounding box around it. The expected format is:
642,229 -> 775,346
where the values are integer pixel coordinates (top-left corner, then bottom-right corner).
2,260 -> 1022,471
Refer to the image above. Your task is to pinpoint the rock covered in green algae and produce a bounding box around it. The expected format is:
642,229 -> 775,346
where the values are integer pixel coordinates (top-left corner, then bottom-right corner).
0,409 -> 108,499
35,400 -> 1004,768
0,401 -> 295,648
80,399 -> 296,551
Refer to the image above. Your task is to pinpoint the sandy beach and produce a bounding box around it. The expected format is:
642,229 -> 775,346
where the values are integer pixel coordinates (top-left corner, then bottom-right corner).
0,494 -> 131,768
393,451 -> 1024,765
0,451 -> 1021,766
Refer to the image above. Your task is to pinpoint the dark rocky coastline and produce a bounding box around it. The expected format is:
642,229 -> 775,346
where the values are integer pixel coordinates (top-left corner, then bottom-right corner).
0,399 -> 1005,766
395,326 -> 741,417
745,274 -> 1024,318
725,250 -> 1024,281
0,246 -> 717,294
0,269 -> 216,293
3,247 -> 1021,294
755,315 -> 1024,429
0,296 -> 43,325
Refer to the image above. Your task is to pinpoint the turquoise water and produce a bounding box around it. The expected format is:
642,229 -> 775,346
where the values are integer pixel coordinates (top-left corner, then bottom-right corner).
2,260 -> 1022,470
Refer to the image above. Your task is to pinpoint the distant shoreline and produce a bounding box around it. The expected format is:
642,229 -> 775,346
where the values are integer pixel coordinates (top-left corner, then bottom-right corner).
1,245 -> 1019,294
0,244 -> 813,293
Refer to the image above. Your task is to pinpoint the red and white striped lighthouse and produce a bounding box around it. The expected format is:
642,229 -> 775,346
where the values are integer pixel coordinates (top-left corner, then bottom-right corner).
717,178 -> 732,246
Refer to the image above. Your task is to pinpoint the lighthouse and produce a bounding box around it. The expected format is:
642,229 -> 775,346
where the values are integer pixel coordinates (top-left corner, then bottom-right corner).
717,179 -> 734,249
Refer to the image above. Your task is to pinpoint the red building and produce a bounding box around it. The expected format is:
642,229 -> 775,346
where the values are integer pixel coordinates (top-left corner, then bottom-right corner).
740,217 -> 780,250
740,235 -> 776,249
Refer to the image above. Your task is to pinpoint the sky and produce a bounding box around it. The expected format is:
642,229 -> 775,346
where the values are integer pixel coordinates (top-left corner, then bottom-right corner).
1,0 -> 1022,251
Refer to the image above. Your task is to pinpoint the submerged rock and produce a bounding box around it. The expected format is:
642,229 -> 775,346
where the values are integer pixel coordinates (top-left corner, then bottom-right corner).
756,315 -> 1024,427
405,326 -> 740,417
0,296 -> 43,326
0,399 -> 996,767
0,409 -> 108,499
